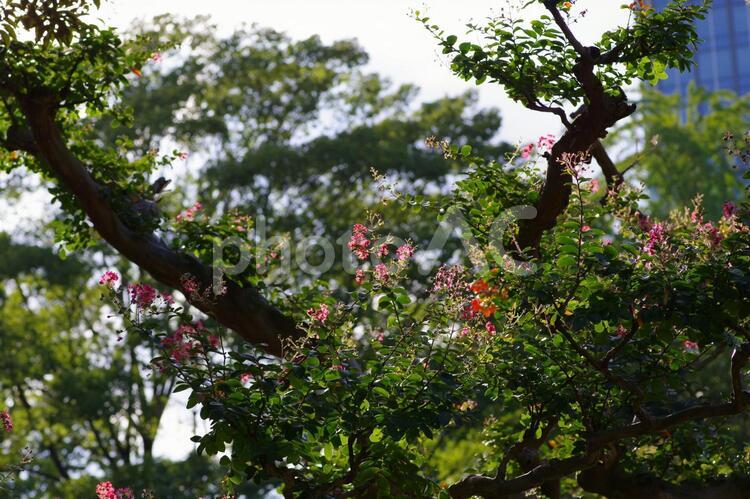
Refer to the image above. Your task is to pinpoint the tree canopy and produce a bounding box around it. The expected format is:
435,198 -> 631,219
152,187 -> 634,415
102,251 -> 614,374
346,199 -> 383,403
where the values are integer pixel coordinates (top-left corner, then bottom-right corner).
2,0 -> 750,498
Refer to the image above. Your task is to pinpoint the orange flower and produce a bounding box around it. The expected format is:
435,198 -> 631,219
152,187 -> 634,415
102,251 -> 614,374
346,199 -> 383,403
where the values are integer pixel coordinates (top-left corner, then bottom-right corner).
563,1 -> 573,9
131,67 -> 143,77
470,298 -> 497,317
470,279 -> 490,294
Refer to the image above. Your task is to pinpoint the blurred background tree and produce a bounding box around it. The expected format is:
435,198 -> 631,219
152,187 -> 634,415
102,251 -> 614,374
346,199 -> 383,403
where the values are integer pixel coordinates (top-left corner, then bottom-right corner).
99,16 -> 511,263
611,83 -> 750,218
0,236 -> 234,498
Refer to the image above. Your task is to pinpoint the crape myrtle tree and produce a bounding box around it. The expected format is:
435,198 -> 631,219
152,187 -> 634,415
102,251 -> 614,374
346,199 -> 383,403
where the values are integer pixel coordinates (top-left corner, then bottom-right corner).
2,0 -> 750,498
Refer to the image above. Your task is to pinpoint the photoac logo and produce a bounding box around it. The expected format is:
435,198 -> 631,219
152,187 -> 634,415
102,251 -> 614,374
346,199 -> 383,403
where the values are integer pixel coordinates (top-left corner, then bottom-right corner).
211,205 -> 538,293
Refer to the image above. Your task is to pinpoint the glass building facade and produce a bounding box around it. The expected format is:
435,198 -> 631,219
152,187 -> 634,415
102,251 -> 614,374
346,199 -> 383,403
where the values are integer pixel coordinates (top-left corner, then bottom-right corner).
655,0 -> 750,96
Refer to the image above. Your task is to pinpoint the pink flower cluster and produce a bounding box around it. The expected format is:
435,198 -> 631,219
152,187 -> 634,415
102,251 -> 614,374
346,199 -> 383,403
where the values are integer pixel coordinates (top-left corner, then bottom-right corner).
699,222 -> 723,247
348,224 -> 371,261
396,243 -> 414,262
95,482 -> 133,499
181,274 -> 200,295
161,322 -> 218,363
537,134 -> 556,151
1,410 -> 12,433
150,52 -> 162,63
723,202 -> 737,219
432,265 -> 466,293
354,269 -> 366,286
307,303 -> 330,323
520,134 -> 557,159
128,283 -> 158,308
374,263 -> 389,282
690,204 -> 726,247
176,201 -> 202,222
643,223 -> 666,255
98,271 -> 120,288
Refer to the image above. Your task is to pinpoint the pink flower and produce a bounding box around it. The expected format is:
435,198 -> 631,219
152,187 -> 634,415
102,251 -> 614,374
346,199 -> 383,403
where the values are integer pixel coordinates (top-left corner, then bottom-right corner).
181,274 -> 200,296
208,335 -> 220,348
116,488 -> 134,499
150,52 -> 162,63
432,265 -> 465,293
396,244 -> 415,262
374,263 -> 389,282
307,303 -> 330,323
520,143 -> 534,159
177,151 -> 189,160
331,364 -> 345,371
701,222 -> 723,247
485,321 -> 496,335
537,134 -> 556,151
96,482 -> 116,499
377,244 -> 389,257
581,225 -> 591,233
168,341 -> 193,363
98,271 -> 120,288
354,269 -> 366,286
161,324 -> 204,363
683,340 -> 700,354
459,327 -> 471,338
615,325 -> 628,338
95,483 -> 133,499
589,179 -> 600,193
128,283 -> 157,308
348,224 -> 371,261
176,202 -> 203,222
161,292 -> 174,304
690,207 -> 702,225
723,202 -> 737,219
375,331 -> 385,342
240,372 -> 252,384
1,410 -> 12,433
643,222 -> 666,255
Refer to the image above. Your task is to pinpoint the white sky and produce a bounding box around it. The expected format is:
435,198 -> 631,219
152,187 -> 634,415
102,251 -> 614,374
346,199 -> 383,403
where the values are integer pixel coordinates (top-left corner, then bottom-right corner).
98,0 -> 629,143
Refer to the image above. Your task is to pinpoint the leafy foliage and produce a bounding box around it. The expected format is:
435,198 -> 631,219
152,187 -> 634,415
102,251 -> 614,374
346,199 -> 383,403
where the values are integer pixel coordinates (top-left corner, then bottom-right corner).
611,83 -> 750,218
1,0 -> 750,497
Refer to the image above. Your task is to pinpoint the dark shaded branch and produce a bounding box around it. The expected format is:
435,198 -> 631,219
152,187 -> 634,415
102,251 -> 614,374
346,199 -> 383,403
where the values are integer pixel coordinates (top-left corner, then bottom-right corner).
579,463 -> 750,499
526,100 -> 572,129
589,343 -> 750,449
450,344 -> 750,498
590,140 -> 624,193
543,0 -> 587,57
449,452 -> 600,498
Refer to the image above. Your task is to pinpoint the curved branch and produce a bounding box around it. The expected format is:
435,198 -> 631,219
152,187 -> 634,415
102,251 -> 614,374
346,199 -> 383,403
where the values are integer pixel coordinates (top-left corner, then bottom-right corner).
450,343 -> 750,498
543,0 -> 587,58
15,94 -> 300,356
579,463 -> 750,499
